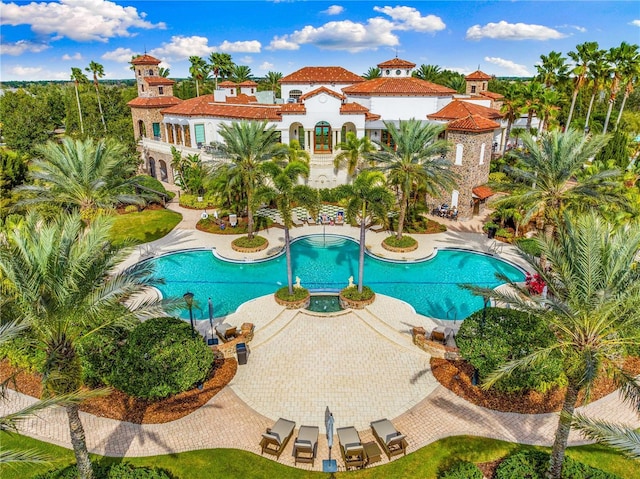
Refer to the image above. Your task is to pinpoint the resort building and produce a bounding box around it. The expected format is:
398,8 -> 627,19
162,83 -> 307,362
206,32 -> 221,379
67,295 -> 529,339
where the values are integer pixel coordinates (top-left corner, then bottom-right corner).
128,55 -> 533,220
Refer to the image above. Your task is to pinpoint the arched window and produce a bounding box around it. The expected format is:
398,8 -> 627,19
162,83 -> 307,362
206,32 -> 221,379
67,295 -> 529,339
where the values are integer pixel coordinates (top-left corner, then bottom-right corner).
479,143 -> 486,165
451,190 -> 459,208
455,144 -> 463,165
148,158 -> 156,178
314,121 -> 331,153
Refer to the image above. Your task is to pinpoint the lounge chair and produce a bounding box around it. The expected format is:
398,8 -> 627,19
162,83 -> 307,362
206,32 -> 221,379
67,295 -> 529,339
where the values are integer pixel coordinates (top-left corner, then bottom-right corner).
260,418 -> 296,459
370,419 -> 407,459
321,213 -> 331,225
229,214 -> 238,227
337,426 -> 366,470
307,216 -> 316,225
215,323 -> 237,341
292,212 -> 304,227
293,425 -> 319,465
335,211 -> 344,225
369,223 -> 385,233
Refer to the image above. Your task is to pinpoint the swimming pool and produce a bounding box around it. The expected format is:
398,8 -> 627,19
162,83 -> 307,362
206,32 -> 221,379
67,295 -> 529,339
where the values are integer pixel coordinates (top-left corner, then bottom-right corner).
149,235 -> 525,321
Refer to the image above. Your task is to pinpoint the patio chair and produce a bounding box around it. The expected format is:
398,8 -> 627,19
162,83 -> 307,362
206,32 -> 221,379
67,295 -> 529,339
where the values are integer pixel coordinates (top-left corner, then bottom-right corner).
229,214 -> 238,227
369,223 -> 385,233
260,418 -> 296,459
215,323 -> 237,342
307,215 -> 316,225
292,212 -> 304,227
293,425 -> 319,466
370,419 -> 407,460
321,213 -> 331,225
335,211 -> 344,225
337,426 -> 366,470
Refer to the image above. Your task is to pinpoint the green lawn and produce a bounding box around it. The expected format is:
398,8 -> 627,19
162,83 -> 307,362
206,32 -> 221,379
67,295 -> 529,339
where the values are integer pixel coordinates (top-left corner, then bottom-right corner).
109,209 -> 182,247
1,434 -> 636,479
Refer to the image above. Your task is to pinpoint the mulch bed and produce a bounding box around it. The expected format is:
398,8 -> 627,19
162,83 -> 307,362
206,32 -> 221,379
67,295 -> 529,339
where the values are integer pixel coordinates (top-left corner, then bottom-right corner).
431,356 -> 640,414
0,357 -> 237,424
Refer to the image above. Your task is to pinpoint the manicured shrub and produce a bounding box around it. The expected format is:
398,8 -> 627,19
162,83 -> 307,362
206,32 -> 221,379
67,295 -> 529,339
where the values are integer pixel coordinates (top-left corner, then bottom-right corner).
495,450 -> 622,479
516,237 -> 542,257
134,174 -> 175,201
340,285 -> 374,301
109,317 -> 214,400
0,329 -> 46,373
34,462 -> 176,479
78,324 -> 129,388
456,308 -> 564,393
439,460 -> 483,478
275,286 -> 309,301
232,235 -> 267,248
383,235 -> 417,249
178,193 -> 216,209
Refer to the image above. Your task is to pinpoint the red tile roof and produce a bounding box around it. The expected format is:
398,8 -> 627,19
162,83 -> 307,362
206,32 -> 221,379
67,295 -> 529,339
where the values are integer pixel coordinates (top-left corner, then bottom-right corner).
480,90 -> 504,100
340,102 -> 369,114
342,77 -> 456,96
145,77 -> 175,86
377,57 -> 416,69
161,95 -> 281,120
472,186 -> 494,200
447,114 -> 500,132
281,67 -> 364,84
279,103 -> 306,114
465,70 -> 492,80
428,100 -> 503,121
131,54 -> 161,65
225,94 -> 258,104
218,81 -> 237,88
127,96 -> 182,108
299,86 -> 345,101
238,80 -> 258,86
365,112 -> 382,121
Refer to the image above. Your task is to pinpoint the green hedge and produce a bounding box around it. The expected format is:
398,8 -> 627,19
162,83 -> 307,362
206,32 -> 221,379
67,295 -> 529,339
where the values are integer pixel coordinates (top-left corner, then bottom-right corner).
178,194 -> 216,209
383,235 -> 417,248
340,285 -> 374,301
439,460 -> 483,478
109,317 -> 214,400
516,238 -> 542,257
34,463 -> 176,479
495,450 -> 622,479
275,286 -> 309,301
232,235 -> 267,248
133,175 -> 175,201
456,308 -> 564,393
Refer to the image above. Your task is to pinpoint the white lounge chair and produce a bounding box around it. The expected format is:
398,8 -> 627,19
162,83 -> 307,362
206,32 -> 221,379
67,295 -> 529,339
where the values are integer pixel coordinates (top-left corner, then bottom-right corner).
292,212 -> 304,227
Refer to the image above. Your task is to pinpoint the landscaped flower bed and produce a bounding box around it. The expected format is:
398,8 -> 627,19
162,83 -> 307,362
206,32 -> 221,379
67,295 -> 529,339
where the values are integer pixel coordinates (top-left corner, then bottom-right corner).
231,235 -> 268,253
274,286 -> 310,309
339,285 -> 376,309
382,235 -> 419,253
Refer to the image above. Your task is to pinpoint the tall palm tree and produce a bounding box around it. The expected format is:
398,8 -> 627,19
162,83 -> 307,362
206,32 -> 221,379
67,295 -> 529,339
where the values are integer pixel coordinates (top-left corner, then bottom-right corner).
537,89 -> 562,132
521,81 -> 543,131
264,71 -> 283,97
535,51 -> 568,88
603,43 -> 638,132
208,52 -> 234,90
362,67 -> 381,80
85,61 -> 107,133
584,50 -> 610,132
413,64 -> 441,82
16,137 -> 143,215
217,120 -> 285,239
70,67 -> 88,134
500,82 -> 524,154
566,42 -> 600,127
282,139 -> 310,165
371,119 -> 455,240
188,56 -> 209,97
0,211 -> 165,479
231,65 -> 252,83
495,129 -> 613,241
480,212 -> 640,479
614,43 -> 640,129
259,161 -> 318,294
333,132 -> 376,178
340,171 -> 394,293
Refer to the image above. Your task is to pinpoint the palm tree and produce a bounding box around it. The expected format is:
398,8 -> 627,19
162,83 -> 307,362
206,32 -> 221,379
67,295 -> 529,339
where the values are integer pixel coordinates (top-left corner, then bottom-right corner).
535,51 -> 568,88
340,171 -> 394,293
537,89 -> 562,132
584,50 -> 610,132
189,56 -> 209,97
495,129 -> 613,242
603,43 -> 638,133
264,71 -> 283,97
444,74 -> 466,94
70,67 -> 88,134
521,81 -> 543,131
614,43 -> 640,129
0,211 -> 165,479
333,132 -> 376,178
208,52 -> 234,90
16,137 -> 143,216
158,66 -> 170,78
282,139 -> 310,165
362,67 -> 381,80
571,411 -> 640,459
85,61 -> 107,133
371,119 -> 455,240
231,65 -> 252,83
566,42 -> 600,127
217,120 -> 285,239
480,212 -> 640,479
413,64 -> 441,82
259,161 -> 318,294
500,82 -> 524,154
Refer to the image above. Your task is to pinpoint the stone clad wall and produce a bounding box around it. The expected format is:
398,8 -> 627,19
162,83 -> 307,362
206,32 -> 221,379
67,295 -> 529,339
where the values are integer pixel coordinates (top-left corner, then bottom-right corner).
131,107 -> 165,142
445,129 -> 493,220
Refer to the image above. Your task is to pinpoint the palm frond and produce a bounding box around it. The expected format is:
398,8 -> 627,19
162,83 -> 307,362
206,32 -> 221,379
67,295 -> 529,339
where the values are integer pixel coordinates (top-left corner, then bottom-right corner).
572,412 -> 640,459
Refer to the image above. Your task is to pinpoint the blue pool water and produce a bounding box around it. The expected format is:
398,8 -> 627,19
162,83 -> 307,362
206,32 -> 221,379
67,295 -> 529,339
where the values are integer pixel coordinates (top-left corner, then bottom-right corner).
149,235 -> 525,321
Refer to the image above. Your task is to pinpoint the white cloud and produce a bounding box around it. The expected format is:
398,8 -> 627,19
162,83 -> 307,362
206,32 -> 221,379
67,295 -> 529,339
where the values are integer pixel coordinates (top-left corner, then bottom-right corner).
557,24 -> 587,33
323,5 -> 343,15
101,47 -> 136,63
0,40 -> 49,56
218,40 -> 261,53
61,52 -> 82,61
0,0 -> 166,42
631,20 -> 640,27
466,21 -> 566,41
268,35 -> 300,50
9,65 -> 43,76
259,61 -> 274,71
484,56 -> 531,76
150,35 -> 214,61
373,6 -> 445,32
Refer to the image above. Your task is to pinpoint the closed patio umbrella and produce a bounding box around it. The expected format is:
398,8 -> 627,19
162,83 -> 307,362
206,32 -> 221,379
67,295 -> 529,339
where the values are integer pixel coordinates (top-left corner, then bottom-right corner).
323,407 -> 337,472
207,297 -> 215,345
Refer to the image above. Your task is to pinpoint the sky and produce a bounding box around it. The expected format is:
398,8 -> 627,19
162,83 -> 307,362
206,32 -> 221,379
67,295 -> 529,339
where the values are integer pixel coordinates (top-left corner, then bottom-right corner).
1,0 -> 639,82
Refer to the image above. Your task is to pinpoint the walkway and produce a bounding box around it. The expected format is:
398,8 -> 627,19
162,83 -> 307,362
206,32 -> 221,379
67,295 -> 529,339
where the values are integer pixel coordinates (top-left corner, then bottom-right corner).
3,198 -> 638,472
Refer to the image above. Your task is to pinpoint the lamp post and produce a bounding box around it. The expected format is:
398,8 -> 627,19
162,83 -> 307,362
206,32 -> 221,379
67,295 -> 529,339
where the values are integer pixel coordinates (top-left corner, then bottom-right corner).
183,292 -> 195,338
